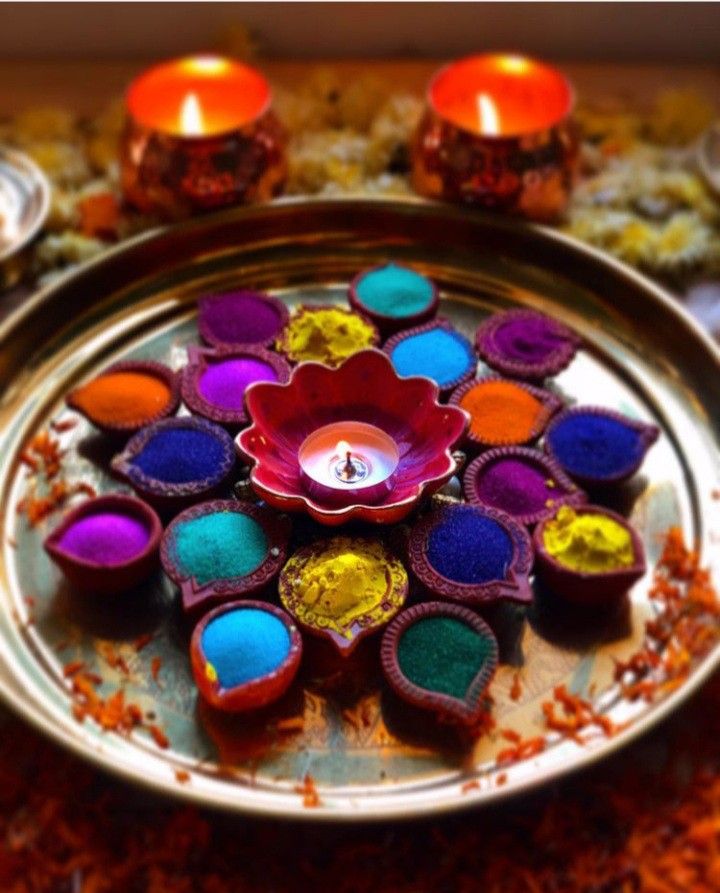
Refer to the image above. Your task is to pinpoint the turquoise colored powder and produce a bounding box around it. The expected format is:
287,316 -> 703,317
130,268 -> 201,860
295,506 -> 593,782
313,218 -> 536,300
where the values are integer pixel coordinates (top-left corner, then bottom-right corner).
356,263 -> 434,318
390,327 -> 475,387
173,511 -> 268,585
202,608 -> 291,688
397,617 -> 493,699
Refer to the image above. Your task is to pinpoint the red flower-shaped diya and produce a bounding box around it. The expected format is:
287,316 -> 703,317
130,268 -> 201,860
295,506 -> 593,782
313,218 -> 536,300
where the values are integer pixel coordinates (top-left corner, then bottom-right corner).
236,349 -> 469,525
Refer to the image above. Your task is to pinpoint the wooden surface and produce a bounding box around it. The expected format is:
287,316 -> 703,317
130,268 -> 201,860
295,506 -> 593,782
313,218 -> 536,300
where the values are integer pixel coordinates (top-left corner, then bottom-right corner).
1,59 -> 719,115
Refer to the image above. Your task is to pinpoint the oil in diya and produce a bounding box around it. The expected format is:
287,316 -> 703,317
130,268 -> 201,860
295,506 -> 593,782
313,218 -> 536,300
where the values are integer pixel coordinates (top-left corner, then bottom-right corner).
121,55 -> 287,218
411,53 -> 578,221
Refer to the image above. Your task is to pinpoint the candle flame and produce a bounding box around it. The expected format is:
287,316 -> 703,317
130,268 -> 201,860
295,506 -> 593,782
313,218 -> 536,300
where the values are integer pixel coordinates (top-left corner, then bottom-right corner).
336,440 -> 351,458
496,54 -> 531,74
183,55 -> 229,76
180,92 -> 205,136
476,92 -> 500,136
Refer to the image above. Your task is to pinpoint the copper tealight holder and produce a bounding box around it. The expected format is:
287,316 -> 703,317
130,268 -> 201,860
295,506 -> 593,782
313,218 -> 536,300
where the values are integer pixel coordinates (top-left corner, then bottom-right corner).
411,53 -> 579,221
121,55 -> 287,219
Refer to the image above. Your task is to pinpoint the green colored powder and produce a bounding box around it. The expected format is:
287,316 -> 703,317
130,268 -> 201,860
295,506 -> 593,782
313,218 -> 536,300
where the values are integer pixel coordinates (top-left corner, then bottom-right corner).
356,263 -> 434,318
173,511 -> 268,585
397,617 -> 493,699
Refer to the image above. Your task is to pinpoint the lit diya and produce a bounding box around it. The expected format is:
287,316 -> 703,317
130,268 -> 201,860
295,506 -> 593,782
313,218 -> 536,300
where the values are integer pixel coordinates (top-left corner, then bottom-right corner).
348,262 -> 439,336
44,494 -> 162,594
475,308 -> 581,380
120,54 -> 286,217
181,344 -> 291,429
66,360 -> 179,436
381,601 -> 498,726
236,349 -> 468,525
279,536 -> 408,656
190,600 -> 302,712
411,53 -> 578,220
161,500 -> 290,617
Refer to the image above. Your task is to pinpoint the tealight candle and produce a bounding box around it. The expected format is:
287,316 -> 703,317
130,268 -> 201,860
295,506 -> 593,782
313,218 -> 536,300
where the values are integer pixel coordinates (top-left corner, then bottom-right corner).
120,54 -> 287,218
411,53 -> 578,221
298,422 -> 399,506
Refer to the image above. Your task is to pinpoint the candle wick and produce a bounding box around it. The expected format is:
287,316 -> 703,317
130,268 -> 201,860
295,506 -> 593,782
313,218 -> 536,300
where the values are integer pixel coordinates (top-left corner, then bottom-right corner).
343,451 -> 353,475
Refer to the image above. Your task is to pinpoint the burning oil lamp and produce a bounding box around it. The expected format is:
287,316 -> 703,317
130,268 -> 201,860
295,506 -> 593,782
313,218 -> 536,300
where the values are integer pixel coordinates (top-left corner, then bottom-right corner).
120,55 -> 287,218
298,422 -> 400,506
411,53 -> 578,221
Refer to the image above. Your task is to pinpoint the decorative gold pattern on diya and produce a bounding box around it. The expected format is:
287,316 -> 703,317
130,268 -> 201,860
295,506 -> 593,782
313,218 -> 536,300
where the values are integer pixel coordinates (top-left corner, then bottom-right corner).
278,537 -> 408,655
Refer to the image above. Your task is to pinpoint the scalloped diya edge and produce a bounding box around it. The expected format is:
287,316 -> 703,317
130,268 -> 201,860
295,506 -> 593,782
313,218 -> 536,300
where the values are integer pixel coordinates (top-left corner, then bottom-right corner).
381,601 -> 499,726
160,499 -> 291,618
190,600 -> 302,712
278,536 -> 409,656
235,349 -> 469,526
407,502 -> 535,607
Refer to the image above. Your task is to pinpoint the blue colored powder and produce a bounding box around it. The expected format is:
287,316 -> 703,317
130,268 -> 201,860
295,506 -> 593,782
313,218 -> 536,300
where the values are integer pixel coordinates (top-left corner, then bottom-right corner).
390,328 -> 475,387
201,608 -> 291,688
548,412 -> 643,479
427,505 -> 513,584
356,263 -> 434,318
174,511 -> 268,585
134,427 -> 226,483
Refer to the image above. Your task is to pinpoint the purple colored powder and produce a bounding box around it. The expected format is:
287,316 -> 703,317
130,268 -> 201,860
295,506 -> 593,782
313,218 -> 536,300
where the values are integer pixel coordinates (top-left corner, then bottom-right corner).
492,316 -> 569,363
475,457 -> 558,517
200,291 -> 283,345
57,512 -> 150,566
198,357 -> 279,410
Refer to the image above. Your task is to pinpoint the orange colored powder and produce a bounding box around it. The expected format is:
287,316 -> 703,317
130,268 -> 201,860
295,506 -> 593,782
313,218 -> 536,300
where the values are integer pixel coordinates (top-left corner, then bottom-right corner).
71,372 -> 171,426
460,380 -> 543,444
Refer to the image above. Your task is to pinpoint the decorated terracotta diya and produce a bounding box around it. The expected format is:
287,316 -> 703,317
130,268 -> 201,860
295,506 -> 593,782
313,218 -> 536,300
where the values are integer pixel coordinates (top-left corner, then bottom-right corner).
112,416 -> 236,512
475,308 -> 581,380
383,318 -> 477,397
66,360 -> 180,436
197,289 -> 289,350
463,446 -> 586,526
381,601 -> 498,726
236,349 -> 469,525
44,494 -> 162,594
181,344 -> 290,428
544,406 -> 660,489
449,375 -> 562,449
348,262 -> 439,337
278,536 -> 408,656
161,499 -> 290,617
407,502 -> 534,606
534,505 -> 646,606
275,304 -> 380,367
190,600 -> 302,712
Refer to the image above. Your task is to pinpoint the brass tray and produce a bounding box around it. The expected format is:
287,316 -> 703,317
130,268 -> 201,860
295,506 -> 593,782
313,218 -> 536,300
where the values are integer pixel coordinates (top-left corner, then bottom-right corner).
0,197 -> 718,820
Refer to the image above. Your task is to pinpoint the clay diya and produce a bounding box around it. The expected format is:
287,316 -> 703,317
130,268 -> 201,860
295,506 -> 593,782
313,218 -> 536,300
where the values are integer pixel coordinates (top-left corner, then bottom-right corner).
161,499 -> 290,617
275,304 -> 380,367
383,318 -> 476,397
348,262 -> 439,337
190,600 -> 302,712
449,375 -> 562,450
112,416 -> 236,512
278,536 -> 408,656
407,502 -> 534,606
381,601 -> 498,726
181,344 -> 290,428
544,406 -> 660,489
198,289 -> 289,349
475,308 -> 581,380
236,349 -> 469,526
66,360 -> 180,436
534,505 -> 646,606
463,446 -> 586,526
44,494 -> 162,594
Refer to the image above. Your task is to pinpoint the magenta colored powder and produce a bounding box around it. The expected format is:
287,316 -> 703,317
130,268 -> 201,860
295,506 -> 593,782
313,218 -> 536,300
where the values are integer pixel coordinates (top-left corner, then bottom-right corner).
475,458 -> 557,516
493,317 -> 569,363
57,512 -> 150,565
200,292 -> 282,345
198,358 -> 279,410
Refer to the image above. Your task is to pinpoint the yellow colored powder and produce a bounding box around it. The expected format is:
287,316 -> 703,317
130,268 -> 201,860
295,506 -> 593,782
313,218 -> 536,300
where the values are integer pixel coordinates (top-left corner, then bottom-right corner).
543,506 -> 635,573
277,307 -> 377,366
